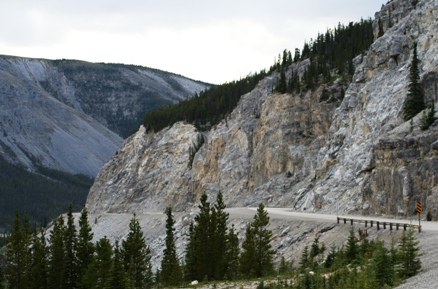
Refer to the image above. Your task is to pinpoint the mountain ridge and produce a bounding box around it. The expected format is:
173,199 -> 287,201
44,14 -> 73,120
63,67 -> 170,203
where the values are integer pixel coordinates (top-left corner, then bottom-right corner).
0,56 -> 209,176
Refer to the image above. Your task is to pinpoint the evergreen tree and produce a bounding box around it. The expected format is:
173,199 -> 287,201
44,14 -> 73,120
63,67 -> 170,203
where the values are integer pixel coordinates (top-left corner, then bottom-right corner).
239,203 -> 275,278
252,203 -> 275,277
122,214 -> 153,289
184,222 -> 197,282
345,226 -> 358,263
211,192 -> 229,280
397,227 -> 421,278
403,42 -> 425,120
108,241 -> 132,289
29,231 -> 48,289
299,245 -> 310,272
4,211 -> 31,289
239,224 -> 257,278
372,240 -> 395,287
63,205 -> 78,289
224,224 -> 240,280
294,48 -> 301,62
310,237 -> 321,259
275,71 -> 287,94
48,216 -> 66,289
82,236 -> 113,289
160,207 -> 182,286
193,193 -> 212,280
76,207 -> 95,289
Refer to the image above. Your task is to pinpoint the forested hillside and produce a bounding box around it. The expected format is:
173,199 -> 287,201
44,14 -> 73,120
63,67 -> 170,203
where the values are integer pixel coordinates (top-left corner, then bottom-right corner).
0,155 -> 92,232
141,18 -> 374,133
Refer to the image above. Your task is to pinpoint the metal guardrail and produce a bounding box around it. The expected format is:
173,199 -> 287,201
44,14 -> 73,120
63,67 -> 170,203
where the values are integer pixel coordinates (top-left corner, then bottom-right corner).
337,217 -> 421,232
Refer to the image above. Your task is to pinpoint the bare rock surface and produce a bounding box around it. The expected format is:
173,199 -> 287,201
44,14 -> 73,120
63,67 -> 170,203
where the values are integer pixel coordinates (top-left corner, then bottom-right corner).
0,56 -> 208,176
87,0 -> 438,215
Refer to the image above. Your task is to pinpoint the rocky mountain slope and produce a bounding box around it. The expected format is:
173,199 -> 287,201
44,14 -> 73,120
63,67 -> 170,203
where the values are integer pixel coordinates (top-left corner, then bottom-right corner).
0,57 -> 209,176
87,0 -> 438,218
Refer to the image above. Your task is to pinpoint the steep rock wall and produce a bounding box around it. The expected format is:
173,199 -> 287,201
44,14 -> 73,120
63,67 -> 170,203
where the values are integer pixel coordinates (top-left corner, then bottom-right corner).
87,0 -> 438,217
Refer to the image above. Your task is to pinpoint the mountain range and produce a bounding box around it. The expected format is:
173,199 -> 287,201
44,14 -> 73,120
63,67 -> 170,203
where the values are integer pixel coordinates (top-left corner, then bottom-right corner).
0,57 -> 209,228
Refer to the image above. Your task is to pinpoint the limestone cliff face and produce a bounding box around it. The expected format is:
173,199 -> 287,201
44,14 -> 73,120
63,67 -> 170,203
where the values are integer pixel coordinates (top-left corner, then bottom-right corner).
87,0 -> 438,217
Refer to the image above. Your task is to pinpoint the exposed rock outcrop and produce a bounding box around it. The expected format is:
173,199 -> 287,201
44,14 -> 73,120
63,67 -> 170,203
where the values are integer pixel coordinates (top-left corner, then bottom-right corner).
87,0 -> 438,218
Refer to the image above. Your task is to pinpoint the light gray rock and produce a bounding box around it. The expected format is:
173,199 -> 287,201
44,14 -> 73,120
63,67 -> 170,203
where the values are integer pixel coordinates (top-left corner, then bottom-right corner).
87,0 -> 438,219
0,56 -> 208,176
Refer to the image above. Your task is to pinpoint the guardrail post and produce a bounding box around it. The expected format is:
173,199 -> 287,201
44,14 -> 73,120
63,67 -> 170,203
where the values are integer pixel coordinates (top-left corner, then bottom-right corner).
337,217 -> 340,224
383,222 -> 386,229
370,221 -> 373,227
344,218 -> 346,224
396,223 -> 399,230
365,220 -> 368,227
403,224 -> 407,231
390,223 -> 393,231
350,219 -> 353,225
377,222 -> 380,230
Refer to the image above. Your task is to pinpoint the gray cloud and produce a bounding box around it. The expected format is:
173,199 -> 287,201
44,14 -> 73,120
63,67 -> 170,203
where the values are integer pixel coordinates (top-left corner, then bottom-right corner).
0,0 -> 387,83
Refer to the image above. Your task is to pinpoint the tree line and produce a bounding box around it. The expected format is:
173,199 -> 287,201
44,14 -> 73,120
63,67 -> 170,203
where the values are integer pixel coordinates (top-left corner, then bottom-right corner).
0,193 -> 276,289
274,18 -> 374,94
0,194 -> 422,289
142,70 -> 268,133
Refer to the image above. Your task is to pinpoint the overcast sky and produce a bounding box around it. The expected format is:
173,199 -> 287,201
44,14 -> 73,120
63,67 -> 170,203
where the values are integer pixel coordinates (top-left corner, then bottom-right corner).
1,0 -> 387,84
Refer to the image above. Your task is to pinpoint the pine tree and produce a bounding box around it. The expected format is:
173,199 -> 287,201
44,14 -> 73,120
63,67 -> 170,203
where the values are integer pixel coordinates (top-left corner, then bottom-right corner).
239,224 -> 257,278
294,48 -> 301,62
372,240 -> 395,287
299,245 -> 310,272
63,204 -> 78,289
345,226 -> 358,263
29,230 -> 48,289
82,236 -> 113,289
76,207 -> 94,289
211,192 -> 229,280
403,42 -> 425,120
96,237 -> 113,288
48,215 -> 66,289
184,222 -> 197,282
397,227 -> 421,278
275,71 -> 287,93
4,211 -> 31,289
252,203 -> 275,277
108,241 -> 132,289
239,204 -> 275,278
193,193 -> 212,280
160,207 -> 182,286
122,214 -> 153,289
224,224 -> 240,280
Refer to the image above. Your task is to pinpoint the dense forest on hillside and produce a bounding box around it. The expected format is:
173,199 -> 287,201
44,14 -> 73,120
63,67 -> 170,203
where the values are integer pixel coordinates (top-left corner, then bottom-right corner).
274,18 -> 374,94
142,70 -> 268,132
0,156 -> 92,232
142,18 -> 374,133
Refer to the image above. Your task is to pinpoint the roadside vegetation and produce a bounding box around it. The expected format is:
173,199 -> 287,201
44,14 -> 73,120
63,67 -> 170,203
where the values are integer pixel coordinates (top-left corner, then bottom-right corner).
0,194 -> 421,289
